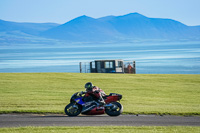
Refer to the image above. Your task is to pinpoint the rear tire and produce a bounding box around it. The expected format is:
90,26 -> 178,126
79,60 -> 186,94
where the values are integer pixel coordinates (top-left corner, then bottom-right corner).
105,102 -> 123,116
64,103 -> 81,116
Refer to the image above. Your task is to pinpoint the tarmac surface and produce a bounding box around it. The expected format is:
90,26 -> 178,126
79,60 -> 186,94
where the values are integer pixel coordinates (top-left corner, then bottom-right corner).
0,114 -> 200,127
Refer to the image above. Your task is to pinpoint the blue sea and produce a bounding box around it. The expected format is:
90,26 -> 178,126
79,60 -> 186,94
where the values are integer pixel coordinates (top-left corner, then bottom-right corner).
0,41 -> 200,74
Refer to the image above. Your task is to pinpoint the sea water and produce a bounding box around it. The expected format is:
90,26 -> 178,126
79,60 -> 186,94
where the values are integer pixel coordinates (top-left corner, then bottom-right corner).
0,42 -> 200,74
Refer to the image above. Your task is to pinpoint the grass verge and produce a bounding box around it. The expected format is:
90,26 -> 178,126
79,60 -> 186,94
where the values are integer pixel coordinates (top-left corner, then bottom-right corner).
0,73 -> 200,116
0,126 -> 200,133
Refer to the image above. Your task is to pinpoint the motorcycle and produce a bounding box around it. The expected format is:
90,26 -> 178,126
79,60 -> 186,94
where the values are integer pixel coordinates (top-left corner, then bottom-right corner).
64,91 -> 123,116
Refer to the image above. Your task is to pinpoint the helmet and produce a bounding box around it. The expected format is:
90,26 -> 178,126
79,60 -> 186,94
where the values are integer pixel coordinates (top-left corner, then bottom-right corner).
85,82 -> 93,91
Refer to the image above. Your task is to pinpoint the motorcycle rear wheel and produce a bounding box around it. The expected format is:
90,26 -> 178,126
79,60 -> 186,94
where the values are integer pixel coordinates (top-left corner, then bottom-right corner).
64,103 -> 81,116
105,102 -> 123,116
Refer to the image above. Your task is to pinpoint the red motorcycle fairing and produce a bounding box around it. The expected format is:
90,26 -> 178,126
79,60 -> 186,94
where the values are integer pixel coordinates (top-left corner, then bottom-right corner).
104,95 -> 121,104
82,107 -> 105,115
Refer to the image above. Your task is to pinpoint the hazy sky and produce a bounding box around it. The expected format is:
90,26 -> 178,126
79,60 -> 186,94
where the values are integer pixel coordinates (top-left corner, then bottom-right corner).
0,0 -> 199,26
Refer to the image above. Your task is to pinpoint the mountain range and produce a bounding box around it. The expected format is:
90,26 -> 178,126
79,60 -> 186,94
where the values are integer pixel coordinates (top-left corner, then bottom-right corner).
1,13 -> 200,43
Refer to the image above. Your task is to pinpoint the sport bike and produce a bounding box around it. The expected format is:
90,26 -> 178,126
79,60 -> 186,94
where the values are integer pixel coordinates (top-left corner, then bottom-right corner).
64,92 -> 123,116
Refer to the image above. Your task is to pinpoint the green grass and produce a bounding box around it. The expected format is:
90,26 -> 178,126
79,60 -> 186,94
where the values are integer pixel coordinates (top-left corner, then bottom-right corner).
0,126 -> 199,133
0,73 -> 200,115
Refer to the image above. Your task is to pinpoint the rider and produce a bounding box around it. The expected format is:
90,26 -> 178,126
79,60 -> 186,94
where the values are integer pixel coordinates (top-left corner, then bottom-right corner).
83,82 -> 106,105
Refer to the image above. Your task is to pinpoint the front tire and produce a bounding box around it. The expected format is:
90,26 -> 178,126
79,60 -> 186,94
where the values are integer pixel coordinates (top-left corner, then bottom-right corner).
105,102 -> 123,116
64,103 -> 81,116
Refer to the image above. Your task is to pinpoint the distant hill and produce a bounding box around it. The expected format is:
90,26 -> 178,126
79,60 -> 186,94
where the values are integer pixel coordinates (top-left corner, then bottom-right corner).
0,19 -> 59,35
1,13 -> 200,43
0,19 -> 59,44
40,15 -> 121,41
41,13 -> 200,42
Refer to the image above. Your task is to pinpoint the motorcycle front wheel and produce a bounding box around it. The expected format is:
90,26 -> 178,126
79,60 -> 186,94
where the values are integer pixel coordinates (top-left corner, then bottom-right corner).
64,103 -> 81,116
105,102 -> 123,116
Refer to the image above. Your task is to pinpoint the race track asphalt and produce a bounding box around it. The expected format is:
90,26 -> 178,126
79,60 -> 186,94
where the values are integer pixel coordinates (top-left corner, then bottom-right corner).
0,114 -> 200,127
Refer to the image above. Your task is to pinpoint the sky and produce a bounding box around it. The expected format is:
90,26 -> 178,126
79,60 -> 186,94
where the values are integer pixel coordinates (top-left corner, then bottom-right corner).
0,0 -> 200,26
